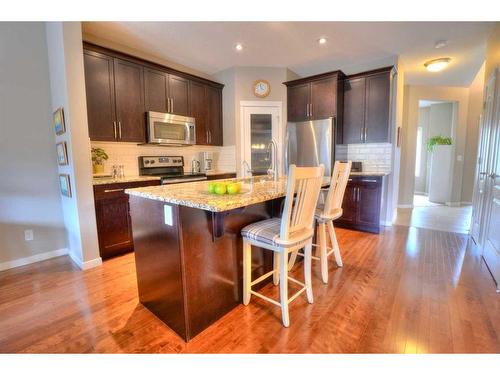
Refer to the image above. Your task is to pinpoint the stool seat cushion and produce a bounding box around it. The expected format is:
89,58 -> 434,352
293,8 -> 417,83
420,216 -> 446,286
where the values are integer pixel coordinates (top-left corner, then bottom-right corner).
241,218 -> 282,247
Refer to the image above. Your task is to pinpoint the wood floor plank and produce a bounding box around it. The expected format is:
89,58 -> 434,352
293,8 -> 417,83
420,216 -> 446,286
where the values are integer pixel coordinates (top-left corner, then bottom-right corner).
0,225 -> 499,353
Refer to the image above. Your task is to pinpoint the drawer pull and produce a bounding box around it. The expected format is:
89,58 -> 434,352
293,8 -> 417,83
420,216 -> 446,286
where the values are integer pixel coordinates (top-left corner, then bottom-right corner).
361,179 -> 378,183
348,178 -> 353,181
104,188 -> 125,193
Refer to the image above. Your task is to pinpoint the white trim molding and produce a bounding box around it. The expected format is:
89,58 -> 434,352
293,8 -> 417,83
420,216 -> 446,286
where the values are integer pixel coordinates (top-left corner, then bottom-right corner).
68,251 -> 102,270
0,248 -> 68,272
398,204 -> 414,209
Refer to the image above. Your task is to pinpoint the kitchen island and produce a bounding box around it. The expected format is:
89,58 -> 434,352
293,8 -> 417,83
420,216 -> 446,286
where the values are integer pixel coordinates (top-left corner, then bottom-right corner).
126,176 -> 325,341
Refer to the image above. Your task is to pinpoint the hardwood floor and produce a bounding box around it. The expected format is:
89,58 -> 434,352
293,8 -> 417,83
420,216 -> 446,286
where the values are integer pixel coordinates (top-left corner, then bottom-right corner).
0,225 -> 498,353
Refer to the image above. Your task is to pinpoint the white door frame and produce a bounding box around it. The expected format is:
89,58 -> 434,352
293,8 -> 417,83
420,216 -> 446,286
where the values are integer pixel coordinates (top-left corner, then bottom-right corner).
239,101 -> 283,177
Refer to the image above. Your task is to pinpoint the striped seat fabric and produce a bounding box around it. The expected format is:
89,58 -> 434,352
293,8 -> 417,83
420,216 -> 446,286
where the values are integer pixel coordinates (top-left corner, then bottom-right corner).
241,218 -> 282,247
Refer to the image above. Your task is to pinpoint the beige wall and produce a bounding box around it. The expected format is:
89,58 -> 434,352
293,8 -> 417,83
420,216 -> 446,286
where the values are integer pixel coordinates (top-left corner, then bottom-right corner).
46,22 -> 101,269
462,63 -> 485,203
485,23 -> 500,82
399,85 -> 470,206
0,22 -> 67,267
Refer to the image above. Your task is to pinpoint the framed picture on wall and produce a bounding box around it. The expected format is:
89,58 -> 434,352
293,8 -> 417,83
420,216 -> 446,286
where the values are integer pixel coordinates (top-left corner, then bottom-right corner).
56,142 -> 69,166
53,107 -> 66,135
59,174 -> 72,198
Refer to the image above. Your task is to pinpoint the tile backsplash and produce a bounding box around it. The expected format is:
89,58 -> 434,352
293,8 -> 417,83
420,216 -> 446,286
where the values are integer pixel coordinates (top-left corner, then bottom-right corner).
91,142 -> 236,176
336,143 -> 392,173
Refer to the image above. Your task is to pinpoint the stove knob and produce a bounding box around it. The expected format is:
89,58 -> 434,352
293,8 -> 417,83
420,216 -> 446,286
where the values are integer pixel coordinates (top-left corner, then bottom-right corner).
144,160 -> 150,165
150,160 -> 155,165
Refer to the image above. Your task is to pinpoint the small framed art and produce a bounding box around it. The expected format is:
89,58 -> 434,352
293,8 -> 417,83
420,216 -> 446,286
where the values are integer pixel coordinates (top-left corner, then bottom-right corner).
56,142 -> 69,166
59,174 -> 72,198
53,107 -> 66,135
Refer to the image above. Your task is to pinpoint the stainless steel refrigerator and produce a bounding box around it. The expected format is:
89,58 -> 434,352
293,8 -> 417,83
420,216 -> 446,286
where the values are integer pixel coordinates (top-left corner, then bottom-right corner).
285,118 -> 334,176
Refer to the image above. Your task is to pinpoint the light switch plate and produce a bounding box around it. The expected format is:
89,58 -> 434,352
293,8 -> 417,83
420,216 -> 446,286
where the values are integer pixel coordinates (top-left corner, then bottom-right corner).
164,205 -> 173,226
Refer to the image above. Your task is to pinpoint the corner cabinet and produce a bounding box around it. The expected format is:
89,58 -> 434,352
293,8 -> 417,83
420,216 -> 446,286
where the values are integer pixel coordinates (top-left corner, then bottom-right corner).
342,67 -> 393,144
83,42 -> 224,145
334,175 -> 383,233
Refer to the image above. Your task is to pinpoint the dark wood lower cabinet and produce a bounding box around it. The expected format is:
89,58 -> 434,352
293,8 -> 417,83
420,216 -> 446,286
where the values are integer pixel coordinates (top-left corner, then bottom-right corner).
93,180 -> 160,259
334,175 -> 382,233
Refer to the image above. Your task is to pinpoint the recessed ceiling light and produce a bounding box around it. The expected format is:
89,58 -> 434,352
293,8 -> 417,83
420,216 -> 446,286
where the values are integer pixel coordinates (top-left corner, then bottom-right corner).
424,57 -> 451,72
434,40 -> 448,49
235,43 -> 243,51
318,37 -> 327,45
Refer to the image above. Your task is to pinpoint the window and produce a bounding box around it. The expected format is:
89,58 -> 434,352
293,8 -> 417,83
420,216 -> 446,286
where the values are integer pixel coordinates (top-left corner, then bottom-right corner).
415,126 -> 423,177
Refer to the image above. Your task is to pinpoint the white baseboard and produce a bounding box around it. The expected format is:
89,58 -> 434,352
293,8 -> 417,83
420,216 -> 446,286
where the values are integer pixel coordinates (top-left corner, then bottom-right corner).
68,251 -> 102,270
461,201 -> 472,205
398,204 -> 414,208
0,248 -> 68,272
380,220 -> 393,227
446,201 -> 461,207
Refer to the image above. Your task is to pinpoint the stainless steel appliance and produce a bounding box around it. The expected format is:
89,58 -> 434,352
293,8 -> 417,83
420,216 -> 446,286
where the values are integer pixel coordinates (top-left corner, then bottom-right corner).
138,156 -> 207,185
200,151 -> 215,173
146,112 -> 196,146
285,118 -> 334,176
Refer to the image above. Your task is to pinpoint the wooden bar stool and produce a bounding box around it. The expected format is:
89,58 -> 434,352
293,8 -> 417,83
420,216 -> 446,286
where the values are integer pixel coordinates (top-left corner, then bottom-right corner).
289,161 -> 352,283
241,164 -> 325,327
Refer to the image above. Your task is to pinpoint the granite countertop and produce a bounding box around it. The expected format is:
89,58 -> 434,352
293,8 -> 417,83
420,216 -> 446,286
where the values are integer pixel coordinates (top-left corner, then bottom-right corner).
350,171 -> 390,176
92,176 -> 161,186
126,175 -> 330,213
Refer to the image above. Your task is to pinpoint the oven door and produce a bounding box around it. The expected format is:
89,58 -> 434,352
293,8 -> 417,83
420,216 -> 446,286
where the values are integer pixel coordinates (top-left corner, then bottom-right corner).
147,112 -> 196,145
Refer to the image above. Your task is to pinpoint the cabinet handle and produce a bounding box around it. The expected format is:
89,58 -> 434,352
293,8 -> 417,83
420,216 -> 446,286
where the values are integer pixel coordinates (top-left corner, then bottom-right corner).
113,121 -> 117,139
206,130 -> 209,144
118,121 -> 122,139
357,187 -> 361,202
360,127 -> 364,141
361,179 -> 378,183
364,127 -> 368,142
348,178 -> 353,182
171,98 -> 174,113
166,99 -> 170,112
209,130 -> 212,144
310,103 -> 313,118
104,188 -> 125,193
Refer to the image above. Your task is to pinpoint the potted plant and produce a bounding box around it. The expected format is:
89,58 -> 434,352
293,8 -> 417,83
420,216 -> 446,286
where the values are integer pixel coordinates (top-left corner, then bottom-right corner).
426,135 -> 452,152
91,147 -> 109,174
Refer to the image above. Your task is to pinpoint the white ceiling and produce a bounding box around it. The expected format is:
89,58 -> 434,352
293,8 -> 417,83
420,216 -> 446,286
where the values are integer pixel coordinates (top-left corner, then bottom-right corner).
82,22 -> 494,86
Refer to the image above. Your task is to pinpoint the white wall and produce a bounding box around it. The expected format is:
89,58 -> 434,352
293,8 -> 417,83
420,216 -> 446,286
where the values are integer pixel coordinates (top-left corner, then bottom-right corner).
46,22 -> 101,269
0,22 -> 67,268
415,106 -> 430,194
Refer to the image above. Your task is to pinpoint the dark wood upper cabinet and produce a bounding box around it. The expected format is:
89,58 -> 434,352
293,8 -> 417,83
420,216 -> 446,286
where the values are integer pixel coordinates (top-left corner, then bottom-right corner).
287,83 -> 310,122
83,51 -> 116,141
168,75 -> 189,116
365,72 -> 391,143
113,58 -> 145,142
342,67 -> 392,144
310,77 -> 338,120
207,85 -> 223,146
83,42 -> 224,144
189,80 -> 208,145
285,71 -> 344,124
343,77 -> 366,144
144,68 -> 169,113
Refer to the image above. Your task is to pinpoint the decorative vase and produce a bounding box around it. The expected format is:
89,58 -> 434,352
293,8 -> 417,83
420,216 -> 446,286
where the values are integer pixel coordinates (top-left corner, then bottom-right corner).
93,164 -> 105,174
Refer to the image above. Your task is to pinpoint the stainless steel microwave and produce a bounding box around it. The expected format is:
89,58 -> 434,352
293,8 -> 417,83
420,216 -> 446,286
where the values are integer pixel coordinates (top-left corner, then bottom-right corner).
147,112 -> 196,146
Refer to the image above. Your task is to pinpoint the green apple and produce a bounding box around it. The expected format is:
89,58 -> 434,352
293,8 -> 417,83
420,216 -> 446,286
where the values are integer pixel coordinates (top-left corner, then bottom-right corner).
208,182 -> 217,193
214,183 -> 227,195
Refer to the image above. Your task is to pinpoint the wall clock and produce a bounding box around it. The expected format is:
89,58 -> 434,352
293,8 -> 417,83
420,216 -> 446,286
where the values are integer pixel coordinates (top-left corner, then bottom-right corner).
253,80 -> 271,98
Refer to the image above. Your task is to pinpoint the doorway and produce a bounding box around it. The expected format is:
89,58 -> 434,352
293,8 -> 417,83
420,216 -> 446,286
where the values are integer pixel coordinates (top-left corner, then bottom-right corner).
396,99 -> 472,233
240,101 -> 283,178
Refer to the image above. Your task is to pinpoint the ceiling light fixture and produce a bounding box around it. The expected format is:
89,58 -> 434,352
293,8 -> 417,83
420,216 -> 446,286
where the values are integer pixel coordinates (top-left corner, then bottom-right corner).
235,43 -> 243,51
424,57 -> 451,72
434,40 -> 448,49
318,37 -> 327,45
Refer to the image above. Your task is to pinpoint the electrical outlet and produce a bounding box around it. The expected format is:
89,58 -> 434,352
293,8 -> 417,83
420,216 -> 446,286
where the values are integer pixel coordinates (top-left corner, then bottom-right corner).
24,229 -> 34,241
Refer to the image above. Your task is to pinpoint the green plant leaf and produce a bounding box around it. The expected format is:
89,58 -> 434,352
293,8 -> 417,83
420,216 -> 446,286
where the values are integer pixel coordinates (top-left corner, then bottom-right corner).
426,135 -> 452,152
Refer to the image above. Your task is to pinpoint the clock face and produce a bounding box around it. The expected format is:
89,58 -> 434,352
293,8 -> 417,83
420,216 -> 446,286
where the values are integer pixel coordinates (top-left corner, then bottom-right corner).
253,80 -> 270,98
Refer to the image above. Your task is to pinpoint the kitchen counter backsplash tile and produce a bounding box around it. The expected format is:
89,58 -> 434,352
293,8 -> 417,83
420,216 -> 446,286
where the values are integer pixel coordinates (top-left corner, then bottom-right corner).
126,176 -> 330,213
90,142 -> 236,176
336,143 -> 392,173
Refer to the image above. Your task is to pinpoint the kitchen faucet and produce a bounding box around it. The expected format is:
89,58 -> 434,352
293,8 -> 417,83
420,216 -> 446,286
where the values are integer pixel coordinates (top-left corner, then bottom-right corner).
267,139 -> 278,181
242,160 -> 253,177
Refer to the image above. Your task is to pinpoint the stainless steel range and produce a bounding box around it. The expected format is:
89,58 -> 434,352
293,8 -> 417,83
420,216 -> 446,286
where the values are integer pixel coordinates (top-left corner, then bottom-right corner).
138,156 -> 207,185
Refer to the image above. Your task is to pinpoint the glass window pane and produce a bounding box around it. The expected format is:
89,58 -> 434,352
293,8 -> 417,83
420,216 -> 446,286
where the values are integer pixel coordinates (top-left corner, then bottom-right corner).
250,114 -> 272,174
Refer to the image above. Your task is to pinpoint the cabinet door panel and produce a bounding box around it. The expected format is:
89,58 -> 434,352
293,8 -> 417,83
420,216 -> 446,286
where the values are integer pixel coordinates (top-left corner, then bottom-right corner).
168,75 -> 189,116
287,83 -> 310,122
114,58 -> 146,142
95,196 -> 133,258
365,72 -> 390,142
310,77 -> 337,120
189,81 -> 207,145
207,86 -> 223,146
83,51 -> 116,141
144,68 -> 168,113
357,180 -> 381,227
342,77 -> 365,144
338,183 -> 357,224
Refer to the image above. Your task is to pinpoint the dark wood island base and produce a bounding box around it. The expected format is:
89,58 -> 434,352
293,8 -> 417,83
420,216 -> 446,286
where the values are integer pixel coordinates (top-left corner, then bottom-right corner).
129,196 -> 283,341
